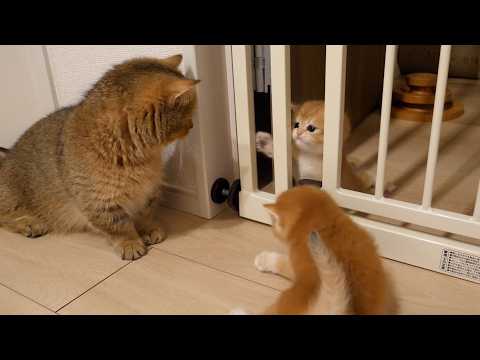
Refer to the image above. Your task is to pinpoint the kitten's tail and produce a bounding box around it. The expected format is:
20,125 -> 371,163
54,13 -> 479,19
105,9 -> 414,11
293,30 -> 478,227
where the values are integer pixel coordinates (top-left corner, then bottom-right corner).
309,232 -> 352,315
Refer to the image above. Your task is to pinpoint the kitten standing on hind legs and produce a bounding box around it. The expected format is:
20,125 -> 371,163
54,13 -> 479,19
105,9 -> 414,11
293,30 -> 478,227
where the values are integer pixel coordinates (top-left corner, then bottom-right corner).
230,186 -> 397,315
0,55 -> 200,261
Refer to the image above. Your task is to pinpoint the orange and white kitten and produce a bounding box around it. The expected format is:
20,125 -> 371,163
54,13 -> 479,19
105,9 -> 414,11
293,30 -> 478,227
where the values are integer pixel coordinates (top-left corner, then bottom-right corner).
256,100 -> 376,193
231,186 -> 396,315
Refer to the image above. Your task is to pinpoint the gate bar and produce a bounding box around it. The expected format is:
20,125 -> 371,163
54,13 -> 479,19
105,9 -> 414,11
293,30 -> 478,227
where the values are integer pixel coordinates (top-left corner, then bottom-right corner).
375,45 -> 398,199
323,45 -> 348,192
473,181 -> 480,220
270,45 -> 293,194
232,45 -> 258,193
422,45 -> 452,209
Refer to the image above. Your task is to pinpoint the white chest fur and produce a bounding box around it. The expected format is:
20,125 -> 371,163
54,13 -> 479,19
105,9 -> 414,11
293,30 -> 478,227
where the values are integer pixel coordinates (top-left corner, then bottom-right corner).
295,151 -> 323,181
162,140 -> 178,163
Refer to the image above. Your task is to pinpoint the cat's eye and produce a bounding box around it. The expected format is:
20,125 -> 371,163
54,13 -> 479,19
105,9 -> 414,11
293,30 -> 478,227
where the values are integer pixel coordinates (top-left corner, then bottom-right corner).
294,122 -> 300,128
307,125 -> 316,132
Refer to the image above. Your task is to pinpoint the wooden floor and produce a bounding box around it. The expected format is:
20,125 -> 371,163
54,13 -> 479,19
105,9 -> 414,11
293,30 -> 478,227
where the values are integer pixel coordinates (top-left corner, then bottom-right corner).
0,206 -> 478,315
348,78 -> 480,219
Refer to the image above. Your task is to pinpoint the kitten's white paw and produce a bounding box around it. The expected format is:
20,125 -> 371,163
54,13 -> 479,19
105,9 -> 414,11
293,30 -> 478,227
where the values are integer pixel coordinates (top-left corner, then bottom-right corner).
229,308 -> 249,315
254,251 -> 281,273
255,132 -> 273,158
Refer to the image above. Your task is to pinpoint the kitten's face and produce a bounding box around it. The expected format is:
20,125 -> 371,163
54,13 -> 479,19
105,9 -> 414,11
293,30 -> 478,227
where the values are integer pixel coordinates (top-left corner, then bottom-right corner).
292,101 -> 325,154
291,100 -> 351,153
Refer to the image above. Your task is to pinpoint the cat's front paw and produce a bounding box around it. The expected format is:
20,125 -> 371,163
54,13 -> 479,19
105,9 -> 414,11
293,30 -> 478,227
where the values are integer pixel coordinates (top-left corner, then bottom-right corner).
141,227 -> 167,246
116,239 -> 147,261
255,132 -> 273,158
254,251 -> 281,274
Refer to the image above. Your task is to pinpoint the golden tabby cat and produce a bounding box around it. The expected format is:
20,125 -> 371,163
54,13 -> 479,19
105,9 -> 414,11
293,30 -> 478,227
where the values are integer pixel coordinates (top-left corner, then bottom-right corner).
231,186 -> 397,315
0,55 -> 199,261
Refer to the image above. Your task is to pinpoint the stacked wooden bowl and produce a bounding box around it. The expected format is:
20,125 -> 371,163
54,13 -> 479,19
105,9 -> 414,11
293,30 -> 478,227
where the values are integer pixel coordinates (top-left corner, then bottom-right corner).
391,73 -> 464,122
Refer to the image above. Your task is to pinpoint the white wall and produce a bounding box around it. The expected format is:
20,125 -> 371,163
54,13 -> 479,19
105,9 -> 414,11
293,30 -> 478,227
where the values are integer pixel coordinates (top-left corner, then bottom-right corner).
45,45 -> 184,107
0,46 -> 56,148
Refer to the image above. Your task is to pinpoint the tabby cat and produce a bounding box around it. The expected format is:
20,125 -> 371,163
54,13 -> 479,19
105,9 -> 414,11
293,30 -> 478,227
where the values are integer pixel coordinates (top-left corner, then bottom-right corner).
0,55 -> 199,261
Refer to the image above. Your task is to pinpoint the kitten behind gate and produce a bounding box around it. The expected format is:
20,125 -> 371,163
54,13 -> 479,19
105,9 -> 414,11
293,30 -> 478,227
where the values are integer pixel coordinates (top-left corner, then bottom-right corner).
231,186 -> 396,315
0,55 -> 199,261
255,100 -> 380,193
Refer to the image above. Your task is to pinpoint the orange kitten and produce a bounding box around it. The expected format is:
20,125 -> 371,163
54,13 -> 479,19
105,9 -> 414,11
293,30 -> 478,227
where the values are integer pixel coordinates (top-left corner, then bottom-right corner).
231,186 -> 396,315
256,100 -> 375,193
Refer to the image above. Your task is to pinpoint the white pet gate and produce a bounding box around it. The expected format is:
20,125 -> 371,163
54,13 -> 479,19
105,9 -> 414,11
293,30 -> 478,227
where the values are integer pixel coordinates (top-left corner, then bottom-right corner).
229,45 -> 480,284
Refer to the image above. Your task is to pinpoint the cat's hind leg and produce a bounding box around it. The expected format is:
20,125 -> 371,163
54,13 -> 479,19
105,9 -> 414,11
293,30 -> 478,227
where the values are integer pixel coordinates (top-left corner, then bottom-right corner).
0,182 -> 49,238
0,208 -> 49,238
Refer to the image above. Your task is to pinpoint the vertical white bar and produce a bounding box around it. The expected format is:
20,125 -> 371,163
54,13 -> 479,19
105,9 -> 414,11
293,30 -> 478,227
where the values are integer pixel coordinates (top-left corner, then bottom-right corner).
375,45 -> 398,199
422,45 -> 452,209
232,45 -> 258,193
270,45 -> 292,194
473,181 -> 480,220
323,45 -> 347,193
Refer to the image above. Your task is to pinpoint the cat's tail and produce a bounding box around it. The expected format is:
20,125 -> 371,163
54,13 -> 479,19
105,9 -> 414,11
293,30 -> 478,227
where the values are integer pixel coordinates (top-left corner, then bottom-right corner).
308,232 -> 352,315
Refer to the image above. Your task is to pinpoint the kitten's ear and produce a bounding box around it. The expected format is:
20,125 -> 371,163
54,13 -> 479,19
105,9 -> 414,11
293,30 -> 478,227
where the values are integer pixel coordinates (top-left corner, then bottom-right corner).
168,79 -> 201,102
291,103 -> 300,114
162,54 -> 183,69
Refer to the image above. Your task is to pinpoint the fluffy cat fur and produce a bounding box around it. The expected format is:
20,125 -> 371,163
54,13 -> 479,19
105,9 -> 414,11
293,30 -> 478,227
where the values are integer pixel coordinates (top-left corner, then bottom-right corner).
0,55 -> 199,261
256,100 -> 376,193
231,186 -> 397,315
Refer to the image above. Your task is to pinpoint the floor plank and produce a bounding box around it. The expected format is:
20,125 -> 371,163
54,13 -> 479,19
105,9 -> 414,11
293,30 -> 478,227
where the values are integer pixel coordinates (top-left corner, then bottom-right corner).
0,229 -> 127,311
155,207 -> 290,291
0,283 -> 54,315
384,260 -> 480,314
59,249 -> 279,315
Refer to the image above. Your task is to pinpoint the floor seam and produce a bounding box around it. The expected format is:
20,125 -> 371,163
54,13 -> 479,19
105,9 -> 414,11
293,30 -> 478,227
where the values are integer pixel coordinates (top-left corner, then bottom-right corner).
54,261 -> 132,313
151,247 -> 282,293
0,281 -> 57,314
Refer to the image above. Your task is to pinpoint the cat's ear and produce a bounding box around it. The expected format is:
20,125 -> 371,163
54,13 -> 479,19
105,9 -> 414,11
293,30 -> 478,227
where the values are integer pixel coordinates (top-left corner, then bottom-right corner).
291,103 -> 300,114
162,54 -> 183,69
168,79 -> 201,102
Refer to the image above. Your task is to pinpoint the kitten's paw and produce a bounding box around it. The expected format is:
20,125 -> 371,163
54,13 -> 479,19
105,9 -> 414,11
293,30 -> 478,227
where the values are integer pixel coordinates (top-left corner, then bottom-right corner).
116,239 -> 147,261
255,132 -> 273,158
384,182 -> 397,197
229,308 -> 249,315
141,227 -> 167,246
346,155 -> 363,170
254,251 -> 281,274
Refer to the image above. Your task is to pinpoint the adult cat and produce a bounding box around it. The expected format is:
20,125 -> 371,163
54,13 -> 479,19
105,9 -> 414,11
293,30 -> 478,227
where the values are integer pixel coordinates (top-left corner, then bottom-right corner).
0,55 -> 199,260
